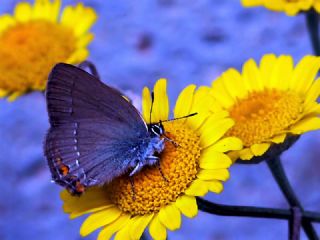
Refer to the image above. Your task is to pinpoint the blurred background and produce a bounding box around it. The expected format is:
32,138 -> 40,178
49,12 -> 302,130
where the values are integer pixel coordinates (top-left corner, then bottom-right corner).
0,0 -> 319,239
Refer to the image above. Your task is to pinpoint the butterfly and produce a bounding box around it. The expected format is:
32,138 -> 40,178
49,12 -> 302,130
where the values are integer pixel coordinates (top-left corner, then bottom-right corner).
44,63 -> 166,195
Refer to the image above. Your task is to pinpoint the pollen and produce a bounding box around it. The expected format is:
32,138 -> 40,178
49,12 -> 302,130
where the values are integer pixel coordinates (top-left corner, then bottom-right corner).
107,120 -> 201,216
227,89 -> 303,146
0,20 -> 76,93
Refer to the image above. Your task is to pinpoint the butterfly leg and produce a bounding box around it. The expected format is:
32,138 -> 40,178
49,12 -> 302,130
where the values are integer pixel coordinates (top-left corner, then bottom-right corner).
129,161 -> 143,176
156,160 -> 169,183
145,155 -> 169,183
129,177 -> 136,201
129,153 -> 159,177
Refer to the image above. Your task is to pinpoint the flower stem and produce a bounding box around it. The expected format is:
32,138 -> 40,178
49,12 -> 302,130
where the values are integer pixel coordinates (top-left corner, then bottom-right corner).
289,207 -> 302,240
306,10 -> 320,56
197,198 -> 320,222
266,157 -> 319,240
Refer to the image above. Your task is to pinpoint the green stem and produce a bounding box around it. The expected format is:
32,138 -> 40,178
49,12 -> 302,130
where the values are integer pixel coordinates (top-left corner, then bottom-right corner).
289,207 -> 302,240
306,10 -> 320,56
197,198 -> 320,222
267,157 -> 319,240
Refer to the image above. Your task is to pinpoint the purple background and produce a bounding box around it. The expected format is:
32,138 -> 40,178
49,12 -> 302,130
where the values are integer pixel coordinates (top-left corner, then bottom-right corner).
0,0 -> 319,239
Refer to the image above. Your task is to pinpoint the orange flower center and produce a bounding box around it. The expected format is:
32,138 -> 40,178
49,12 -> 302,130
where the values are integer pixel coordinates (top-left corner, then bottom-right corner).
0,20 -> 76,93
107,121 -> 201,216
227,89 -> 303,146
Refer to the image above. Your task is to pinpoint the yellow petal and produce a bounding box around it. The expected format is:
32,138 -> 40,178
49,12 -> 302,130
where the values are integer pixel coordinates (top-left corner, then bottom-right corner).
66,48 -> 89,64
315,2 -> 320,12
227,151 -> 240,163
149,215 -> 167,240
77,33 -> 94,48
185,179 -> 208,197
32,0 -> 52,20
175,195 -> 198,218
73,5 -> 97,36
250,143 -> 271,156
285,6 -> 303,16
8,92 -> 22,102
70,205 -> 112,220
220,68 -> 247,100
61,3 -> 95,35
199,149 -> 232,169
80,207 -> 122,236
212,76 -> 235,109
60,190 -> 72,202
242,58 -> 263,92
269,55 -> 293,90
61,184 -> 106,212
142,86 -> 152,123
290,56 -> 320,94
206,180 -> 223,193
241,0 -> 264,7
49,0 -> 61,22
158,204 -> 181,231
98,214 -> 131,240
129,214 -> 154,240
270,134 -> 286,144
61,188 -> 110,214
208,93 -> 225,113
210,137 -> 243,153
259,54 -> 277,87
0,15 -> 15,33
304,103 -> 320,115
197,169 -> 230,181
239,148 -> 254,160
0,89 -> 8,98
114,220 -> 132,240
265,0 -> 285,10
174,84 -> 196,120
289,117 -> 320,134
60,6 -> 74,26
152,79 -> 169,123
14,2 -> 32,22
305,78 -> 320,106
199,117 -> 234,148
206,109 -> 230,121
186,86 -> 214,129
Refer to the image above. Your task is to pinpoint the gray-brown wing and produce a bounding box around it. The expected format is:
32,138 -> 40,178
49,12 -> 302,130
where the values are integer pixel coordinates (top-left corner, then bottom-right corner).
44,63 -> 148,194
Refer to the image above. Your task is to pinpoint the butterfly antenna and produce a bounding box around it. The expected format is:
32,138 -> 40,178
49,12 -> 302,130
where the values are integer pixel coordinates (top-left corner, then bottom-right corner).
149,92 -> 155,124
78,61 -> 101,80
160,113 -> 197,147
161,112 -> 198,123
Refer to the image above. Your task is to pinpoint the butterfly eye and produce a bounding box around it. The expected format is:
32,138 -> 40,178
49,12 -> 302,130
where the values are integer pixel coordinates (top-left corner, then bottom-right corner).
151,124 -> 164,136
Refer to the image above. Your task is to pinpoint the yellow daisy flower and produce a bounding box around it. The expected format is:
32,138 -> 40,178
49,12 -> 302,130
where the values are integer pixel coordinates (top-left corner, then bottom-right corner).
0,0 -> 97,101
241,0 -> 320,16
211,54 -> 320,161
61,79 -> 242,240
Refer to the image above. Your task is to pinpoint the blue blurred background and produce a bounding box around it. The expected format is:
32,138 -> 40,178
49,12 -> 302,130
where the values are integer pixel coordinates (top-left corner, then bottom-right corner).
0,0 -> 319,239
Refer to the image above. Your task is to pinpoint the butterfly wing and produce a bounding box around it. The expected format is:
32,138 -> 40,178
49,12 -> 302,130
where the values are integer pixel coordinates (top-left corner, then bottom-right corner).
44,63 -> 148,194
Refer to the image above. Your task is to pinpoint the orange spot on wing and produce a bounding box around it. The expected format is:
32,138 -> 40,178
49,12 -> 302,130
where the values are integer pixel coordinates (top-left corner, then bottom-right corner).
75,181 -> 86,193
58,164 -> 69,176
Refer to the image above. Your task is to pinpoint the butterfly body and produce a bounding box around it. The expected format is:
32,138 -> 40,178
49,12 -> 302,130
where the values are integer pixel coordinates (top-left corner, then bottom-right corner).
44,63 -> 165,195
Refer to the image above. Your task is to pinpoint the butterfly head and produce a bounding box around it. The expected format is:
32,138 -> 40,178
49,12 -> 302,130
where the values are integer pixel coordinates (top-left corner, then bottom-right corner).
149,122 -> 165,137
